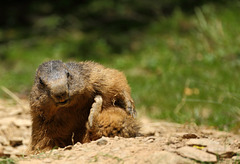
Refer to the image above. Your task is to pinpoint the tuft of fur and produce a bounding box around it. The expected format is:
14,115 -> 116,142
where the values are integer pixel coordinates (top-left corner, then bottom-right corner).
29,60 -> 138,154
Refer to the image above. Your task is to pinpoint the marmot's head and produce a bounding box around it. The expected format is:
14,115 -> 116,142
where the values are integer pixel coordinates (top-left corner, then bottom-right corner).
34,60 -> 86,107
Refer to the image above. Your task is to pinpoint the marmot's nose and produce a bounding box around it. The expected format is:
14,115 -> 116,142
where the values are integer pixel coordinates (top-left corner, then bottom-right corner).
50,82 -> 69,104
53,91 -> 69,103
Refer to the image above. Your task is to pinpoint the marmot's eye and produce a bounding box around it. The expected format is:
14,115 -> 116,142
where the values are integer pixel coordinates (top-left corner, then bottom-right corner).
66,72 -> 70,78
39,78 -> 44,85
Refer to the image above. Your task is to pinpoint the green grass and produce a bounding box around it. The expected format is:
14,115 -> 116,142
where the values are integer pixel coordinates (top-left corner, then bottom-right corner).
125,4 -> 240,131
0,3 -> 240,131
0,158 -> 15,164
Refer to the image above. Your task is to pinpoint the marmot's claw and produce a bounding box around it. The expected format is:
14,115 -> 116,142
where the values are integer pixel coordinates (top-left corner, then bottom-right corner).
127,107 -> 137,118
94,95 -> 103,104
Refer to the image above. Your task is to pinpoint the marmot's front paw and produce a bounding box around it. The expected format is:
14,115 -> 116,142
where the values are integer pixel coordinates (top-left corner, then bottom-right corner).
88,95 -> 103,128
125,99 -> 137,118
121,91 -> 137,118
112,91 -> 137,118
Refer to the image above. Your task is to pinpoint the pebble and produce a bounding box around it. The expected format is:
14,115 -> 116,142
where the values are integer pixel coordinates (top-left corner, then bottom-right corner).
96,137 -> 108,146
143,136 -> 156,143
114,136 -> 120,140
64,145 -> 73,151
182,133 -> 199,139
73,142 -> 82,147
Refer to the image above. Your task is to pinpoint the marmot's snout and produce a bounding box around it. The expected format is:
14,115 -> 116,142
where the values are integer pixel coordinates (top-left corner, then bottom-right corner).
50,80 -> 69,105
52,90 -> 69,105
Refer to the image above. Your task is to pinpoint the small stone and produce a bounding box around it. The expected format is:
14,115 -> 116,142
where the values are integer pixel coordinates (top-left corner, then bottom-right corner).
9,137 -> 23,147
74,142 -> 82,146
64,145 -> 73,150
96,137 -> 108,146
175,133 -> 198,139
177,146 -> 217,162
143,136 -> 156,143
114,136 -> 120,140
147,139 -> 155,143
182,133 -> 198,139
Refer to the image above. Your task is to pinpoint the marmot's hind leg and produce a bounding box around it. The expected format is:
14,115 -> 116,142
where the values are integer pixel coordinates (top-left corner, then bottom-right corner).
86,95 -> 140,142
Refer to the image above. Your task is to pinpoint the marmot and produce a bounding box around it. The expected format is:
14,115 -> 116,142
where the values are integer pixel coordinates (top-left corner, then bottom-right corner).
29,60 -> 139,153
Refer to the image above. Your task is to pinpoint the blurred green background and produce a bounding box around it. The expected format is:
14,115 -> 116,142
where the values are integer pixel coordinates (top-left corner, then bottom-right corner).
0,0 -> 240,132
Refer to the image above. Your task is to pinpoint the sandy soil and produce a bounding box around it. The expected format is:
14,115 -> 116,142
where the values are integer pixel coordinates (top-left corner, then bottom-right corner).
0,99 -> 240,163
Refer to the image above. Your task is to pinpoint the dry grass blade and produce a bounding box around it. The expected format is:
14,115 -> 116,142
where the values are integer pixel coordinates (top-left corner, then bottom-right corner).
0,86 -> 28,112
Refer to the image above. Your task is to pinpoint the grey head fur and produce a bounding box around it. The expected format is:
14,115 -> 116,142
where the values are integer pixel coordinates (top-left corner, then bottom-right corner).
36,60 -> 71,106
34,60 -> 92,109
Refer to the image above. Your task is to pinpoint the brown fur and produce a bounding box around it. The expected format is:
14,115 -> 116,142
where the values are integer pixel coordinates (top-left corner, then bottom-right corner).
83,95 -> 140,142
29,60 -> 138,154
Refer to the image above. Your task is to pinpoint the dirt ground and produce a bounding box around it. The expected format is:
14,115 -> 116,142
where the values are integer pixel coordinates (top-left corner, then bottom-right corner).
0,98 -> 240,164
